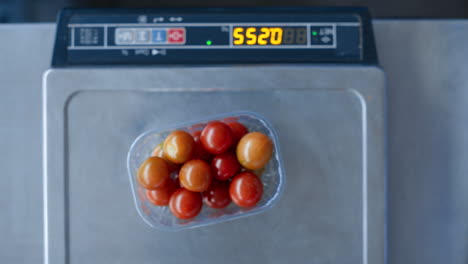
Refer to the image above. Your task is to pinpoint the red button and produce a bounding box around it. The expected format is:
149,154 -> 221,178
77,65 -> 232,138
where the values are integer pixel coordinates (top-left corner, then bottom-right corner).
167,28 -> 185,44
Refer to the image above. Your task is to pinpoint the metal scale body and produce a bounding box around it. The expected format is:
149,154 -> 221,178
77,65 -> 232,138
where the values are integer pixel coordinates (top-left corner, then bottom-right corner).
44,8 -> 386,264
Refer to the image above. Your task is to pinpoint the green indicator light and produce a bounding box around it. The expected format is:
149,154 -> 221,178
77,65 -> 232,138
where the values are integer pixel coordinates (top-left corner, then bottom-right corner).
312,31 -> 318,36
206,40 -> 212,45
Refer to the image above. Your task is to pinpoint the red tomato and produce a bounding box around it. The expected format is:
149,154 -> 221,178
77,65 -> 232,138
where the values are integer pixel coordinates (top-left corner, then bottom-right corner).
137,157 -> 170,190
227,122 -> 248,145
203,181 -> 231,209
179,159 -> 212,192
222,117 -> 239,123
200,121 -> 234,155
169,188 -> 203,219
192,130 -> 202,138
173,174 -> 181,188
211,152 -> 240,181
191,130 -> 212,161
229,171 -> 263,207
146,178 -> 178,206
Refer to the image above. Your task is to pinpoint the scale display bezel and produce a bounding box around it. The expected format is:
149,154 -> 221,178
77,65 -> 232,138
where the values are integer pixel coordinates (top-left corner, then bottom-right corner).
52,8 -> 377,66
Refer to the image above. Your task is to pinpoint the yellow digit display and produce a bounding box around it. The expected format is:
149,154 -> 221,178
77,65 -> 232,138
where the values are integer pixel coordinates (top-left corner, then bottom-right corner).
232,27 -> 285,45
233,27 -> 244,45
257,28 -> 270,45
245,27 -> 257,45
269,28 -> 283,45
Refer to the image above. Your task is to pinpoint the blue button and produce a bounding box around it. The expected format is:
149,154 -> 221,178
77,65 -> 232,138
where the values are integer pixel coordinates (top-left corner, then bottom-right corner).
152,29 -> 167,44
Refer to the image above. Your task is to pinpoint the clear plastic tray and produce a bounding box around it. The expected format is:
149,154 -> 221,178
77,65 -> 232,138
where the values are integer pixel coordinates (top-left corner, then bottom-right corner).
127,111 -> 285,231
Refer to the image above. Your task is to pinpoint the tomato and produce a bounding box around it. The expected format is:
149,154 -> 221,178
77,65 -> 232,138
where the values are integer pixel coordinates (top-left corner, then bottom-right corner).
200,121 -> 234,155
221,116 -> 239,123
173,174 -> 181,188
203,181 -> 231,209
151,143 -> 164,157
163,130 -> 194,164
137,157 -> 170,190
227,122 -> 248,145
191,130 -> 212,161
192,130 -> 202,138
179,159 -> 212,192
211,152 -> 240,181
169,188 -> 203,219
151,143 -> 180,173
236,132 -> 273,170
229,171 -> 263,207
146,178 -> 178,206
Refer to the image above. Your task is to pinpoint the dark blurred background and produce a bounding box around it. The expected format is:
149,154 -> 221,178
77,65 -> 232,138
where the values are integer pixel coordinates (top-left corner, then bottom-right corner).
1,0 -> 468,22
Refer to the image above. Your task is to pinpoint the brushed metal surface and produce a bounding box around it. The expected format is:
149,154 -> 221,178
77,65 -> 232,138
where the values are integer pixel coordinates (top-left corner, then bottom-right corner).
2,21 -> 468,264
43,66 -> 385,264
375,20 -> 468,264
0,24 -> 55,264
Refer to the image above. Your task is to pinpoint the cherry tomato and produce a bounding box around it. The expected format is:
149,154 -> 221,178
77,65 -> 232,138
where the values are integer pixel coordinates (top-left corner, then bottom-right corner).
191,130 -> 212,161
146,178 -> 178,206
169,188 -> 203,219
151,143 -> 180,173
203,181 -> 231,209
221,116 -> 239,123
211,152 -> 240,181
179,159 -> 212,192
227,122 -> 248,145
137,157 -> 170,190
229,171 -> 263,207
192,130 -> 202,138
151,143 -> 164,157
173,174 -> 181,188
236,132 -> 273,170
163,130 -> 194,164
200,121 -> 234,155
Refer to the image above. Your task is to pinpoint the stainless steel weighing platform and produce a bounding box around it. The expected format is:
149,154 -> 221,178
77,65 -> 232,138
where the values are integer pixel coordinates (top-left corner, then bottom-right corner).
43,8 -> 385,264
44,66 -> 385,264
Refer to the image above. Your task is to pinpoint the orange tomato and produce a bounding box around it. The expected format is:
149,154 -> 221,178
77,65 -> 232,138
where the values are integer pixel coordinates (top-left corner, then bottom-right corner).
151,143 -> 164,157
151,143 -> 180,173
137,157 -> 170,190
163,130 -> 194,164
236,132 -> 273,170
179,159 -> 212,192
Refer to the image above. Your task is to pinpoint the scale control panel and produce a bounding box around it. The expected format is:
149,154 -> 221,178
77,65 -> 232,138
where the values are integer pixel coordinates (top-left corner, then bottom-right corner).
52,8 -> 377,66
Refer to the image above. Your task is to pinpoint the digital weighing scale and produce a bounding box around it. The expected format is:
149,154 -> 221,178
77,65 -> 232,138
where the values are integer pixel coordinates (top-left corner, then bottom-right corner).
44,8 -> 386,264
